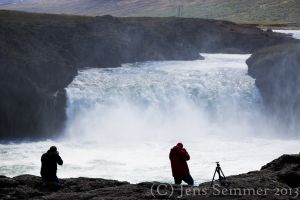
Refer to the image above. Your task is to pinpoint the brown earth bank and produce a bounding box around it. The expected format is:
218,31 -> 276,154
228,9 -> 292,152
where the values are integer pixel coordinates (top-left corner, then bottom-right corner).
247,42 -> 300,134
0,10 -> 296,140
0,154 -> 300,200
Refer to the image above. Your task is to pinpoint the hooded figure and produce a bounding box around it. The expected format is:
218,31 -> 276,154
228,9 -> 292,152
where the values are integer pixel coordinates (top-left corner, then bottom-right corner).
41,146 -> 63,183
169,143 -> 194,185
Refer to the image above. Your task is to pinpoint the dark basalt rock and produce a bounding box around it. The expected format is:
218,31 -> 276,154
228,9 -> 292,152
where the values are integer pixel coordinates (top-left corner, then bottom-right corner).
261,154 -> 300,171
1,154 -> 300,199
247,42 -> 300,134
261,154 -> 300,188
0,10 -> 295,139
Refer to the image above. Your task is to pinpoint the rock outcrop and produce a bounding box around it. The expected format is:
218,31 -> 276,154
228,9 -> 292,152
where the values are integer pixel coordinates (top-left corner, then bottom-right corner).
247,42 -> 300,134
0,10 -> 296,139
1,154 -> 300,199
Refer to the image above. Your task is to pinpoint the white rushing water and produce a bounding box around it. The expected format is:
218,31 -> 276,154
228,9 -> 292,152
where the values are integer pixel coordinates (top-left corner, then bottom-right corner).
1,52 -> 300,184
273,29 -> 300,40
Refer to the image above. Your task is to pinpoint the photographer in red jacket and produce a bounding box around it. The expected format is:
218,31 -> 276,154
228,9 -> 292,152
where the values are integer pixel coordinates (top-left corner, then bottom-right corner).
169,143 -> 194,185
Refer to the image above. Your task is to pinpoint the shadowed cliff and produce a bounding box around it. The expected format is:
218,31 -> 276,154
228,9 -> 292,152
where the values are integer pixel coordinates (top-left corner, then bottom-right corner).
0,10 -> 296,139
247,42 -> 300,135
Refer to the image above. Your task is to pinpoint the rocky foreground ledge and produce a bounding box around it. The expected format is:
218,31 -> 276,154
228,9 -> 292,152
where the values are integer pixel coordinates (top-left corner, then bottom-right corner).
1,154 -> 300,200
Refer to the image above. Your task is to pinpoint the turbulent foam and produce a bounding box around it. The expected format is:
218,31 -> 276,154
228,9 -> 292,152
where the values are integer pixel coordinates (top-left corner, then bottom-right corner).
65,54 -> 265,142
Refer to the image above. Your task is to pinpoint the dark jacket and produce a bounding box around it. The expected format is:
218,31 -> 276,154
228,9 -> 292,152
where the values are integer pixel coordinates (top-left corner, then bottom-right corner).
169,146 -> 190,177
40,150 -> 63,180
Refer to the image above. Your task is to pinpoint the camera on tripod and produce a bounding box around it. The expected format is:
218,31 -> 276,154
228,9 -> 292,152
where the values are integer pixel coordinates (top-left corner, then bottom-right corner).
210,162 -> 229,187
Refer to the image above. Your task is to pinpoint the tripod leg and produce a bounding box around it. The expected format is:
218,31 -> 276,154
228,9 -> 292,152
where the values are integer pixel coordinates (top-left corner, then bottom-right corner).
219,168 -> 230,186
217,168 -> 222,180
210,169 -> 217,187
220,168 -> 226,179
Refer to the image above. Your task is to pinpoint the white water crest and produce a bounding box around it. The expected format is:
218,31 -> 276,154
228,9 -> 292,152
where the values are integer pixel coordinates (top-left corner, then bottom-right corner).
273,29 -> 300,39
1,54 -> 299,184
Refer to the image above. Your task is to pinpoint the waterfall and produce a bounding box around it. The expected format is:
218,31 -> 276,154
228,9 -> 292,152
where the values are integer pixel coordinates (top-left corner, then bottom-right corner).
65,54 -> 267,143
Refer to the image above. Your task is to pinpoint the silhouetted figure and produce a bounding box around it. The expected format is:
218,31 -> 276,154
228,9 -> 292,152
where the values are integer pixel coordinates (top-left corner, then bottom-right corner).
169,143 -> 194,185
41,146 -> 63,188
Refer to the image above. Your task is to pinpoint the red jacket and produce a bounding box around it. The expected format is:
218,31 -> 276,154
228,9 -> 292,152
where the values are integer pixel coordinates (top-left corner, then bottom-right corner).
169,146 -> 190,177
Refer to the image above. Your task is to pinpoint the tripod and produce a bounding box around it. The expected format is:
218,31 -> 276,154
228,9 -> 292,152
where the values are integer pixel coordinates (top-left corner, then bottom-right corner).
210,162 -> 228,187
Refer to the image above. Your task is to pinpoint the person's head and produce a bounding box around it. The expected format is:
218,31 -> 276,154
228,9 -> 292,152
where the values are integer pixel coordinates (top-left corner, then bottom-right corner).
176,143 -> 183,149
49,146 -> 57,152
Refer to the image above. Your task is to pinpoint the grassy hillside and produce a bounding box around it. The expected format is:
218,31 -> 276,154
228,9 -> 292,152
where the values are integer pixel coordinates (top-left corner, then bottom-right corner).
1,0 -> 300,23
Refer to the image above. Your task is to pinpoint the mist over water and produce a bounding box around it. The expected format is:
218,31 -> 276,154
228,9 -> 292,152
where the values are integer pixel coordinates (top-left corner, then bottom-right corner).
1,53 -> 300,184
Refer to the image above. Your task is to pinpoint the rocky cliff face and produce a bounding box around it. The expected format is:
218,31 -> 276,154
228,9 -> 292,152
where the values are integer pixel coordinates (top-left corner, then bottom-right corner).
247,42 -> 300,134
0,154 -> 299,199
0,10 -> 295,139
